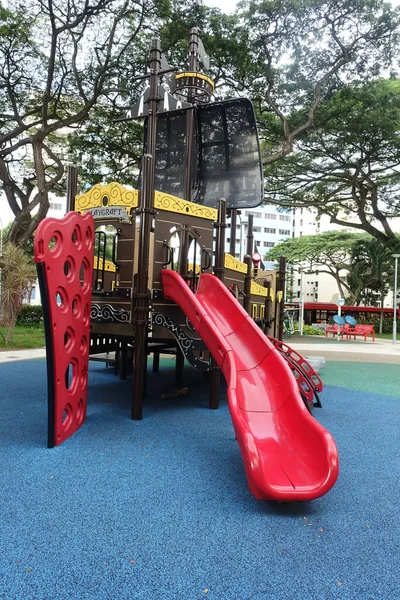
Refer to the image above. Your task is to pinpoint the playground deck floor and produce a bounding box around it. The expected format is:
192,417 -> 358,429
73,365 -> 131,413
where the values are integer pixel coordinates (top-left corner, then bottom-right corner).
1,343 -> 399,600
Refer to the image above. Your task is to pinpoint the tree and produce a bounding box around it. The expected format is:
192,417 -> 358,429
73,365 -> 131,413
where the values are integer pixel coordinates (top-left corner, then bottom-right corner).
266,230 -> 371,300
347,237 -> 393,331
236,0 -> 400,164
264,79 -> 400,247
71,1 -> 400,186
0,0 -> 169,247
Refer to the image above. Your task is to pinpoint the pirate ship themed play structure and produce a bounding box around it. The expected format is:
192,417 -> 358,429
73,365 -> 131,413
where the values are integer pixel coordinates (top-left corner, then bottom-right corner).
34,30 -> 338,501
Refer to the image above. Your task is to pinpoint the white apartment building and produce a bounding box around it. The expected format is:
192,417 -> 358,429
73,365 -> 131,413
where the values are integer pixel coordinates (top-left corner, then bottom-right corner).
225,204 -> 292,264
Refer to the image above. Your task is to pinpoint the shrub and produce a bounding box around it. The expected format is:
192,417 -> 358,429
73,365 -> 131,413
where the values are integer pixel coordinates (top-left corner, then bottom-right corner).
303,325 -> 324,336
16,305 -> 44,326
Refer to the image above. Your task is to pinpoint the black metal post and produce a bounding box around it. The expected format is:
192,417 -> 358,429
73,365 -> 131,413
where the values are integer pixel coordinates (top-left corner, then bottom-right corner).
132,38 -> 161,420
214,198 -> 227,282
209,198 -> 227,410
264,281 -> 272,335
66,166 -> 78,212
243,214 -> 254,314
184,28 -> 199,201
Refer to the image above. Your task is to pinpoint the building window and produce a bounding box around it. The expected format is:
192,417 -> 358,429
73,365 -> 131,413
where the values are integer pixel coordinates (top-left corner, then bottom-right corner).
279,215 -> 291,222
253,226 -> 261,232
279,229 -> 290,236
50,202 -> 63,211
264,227 -> 276,234
265,242 -> 275,248
264,213 -> 277,220
297,291 -> 300,298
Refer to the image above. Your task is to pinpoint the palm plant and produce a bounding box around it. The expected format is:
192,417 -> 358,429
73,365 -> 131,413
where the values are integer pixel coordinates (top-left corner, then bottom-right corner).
0,242 -> 37,344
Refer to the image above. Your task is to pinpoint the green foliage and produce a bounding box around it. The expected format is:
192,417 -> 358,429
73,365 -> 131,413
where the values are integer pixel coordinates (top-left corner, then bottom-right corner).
347,237 -> 393,306
265,79 -> 400,246
366,317 -> 393,334
266,230 -> 397,305
0,242 -> 37,343
303,325 -> 324,336
16,304 -> 43,326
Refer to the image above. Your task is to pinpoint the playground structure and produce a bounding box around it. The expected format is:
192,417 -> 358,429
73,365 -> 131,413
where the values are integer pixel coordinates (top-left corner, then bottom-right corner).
34,31 -> 338,501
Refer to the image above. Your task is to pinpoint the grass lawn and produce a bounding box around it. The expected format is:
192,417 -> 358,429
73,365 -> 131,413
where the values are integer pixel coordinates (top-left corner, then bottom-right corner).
0,325 -> 45,350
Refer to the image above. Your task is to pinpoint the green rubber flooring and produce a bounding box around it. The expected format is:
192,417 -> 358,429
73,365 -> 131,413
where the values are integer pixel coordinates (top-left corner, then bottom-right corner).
321,360 -> 400,398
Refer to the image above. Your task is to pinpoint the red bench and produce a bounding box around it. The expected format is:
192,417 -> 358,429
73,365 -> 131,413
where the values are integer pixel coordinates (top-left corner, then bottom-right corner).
325,323 -> 350,337
346,324 -> 375,342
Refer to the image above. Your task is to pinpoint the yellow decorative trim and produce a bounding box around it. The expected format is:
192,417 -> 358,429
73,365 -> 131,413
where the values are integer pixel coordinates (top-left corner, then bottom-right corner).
188,263 -> 201,274
75,182 -> 139,213
277,291 -> 283,303
154,191 -> 218,221
93,256 -> 116,273
269,288 -> 275,303
176,72 -> 215,91
251,281 -> 268,297
252,303 -> 258,319
224,253 -> 248,274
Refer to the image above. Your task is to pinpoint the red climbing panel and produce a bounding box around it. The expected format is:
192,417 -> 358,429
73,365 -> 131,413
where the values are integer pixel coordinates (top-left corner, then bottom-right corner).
34,212 -> 94,447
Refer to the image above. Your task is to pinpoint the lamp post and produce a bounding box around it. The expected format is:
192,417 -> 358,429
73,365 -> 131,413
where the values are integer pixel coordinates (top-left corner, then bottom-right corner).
299,266 -> 304,336
392,253 -> 400,344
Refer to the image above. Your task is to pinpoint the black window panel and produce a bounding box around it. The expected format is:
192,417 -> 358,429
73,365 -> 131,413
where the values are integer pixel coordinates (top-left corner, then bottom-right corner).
143,109 -> 196,200
196,98 -> 263,209
142,98 -> 263,209
154,109 -> 192,199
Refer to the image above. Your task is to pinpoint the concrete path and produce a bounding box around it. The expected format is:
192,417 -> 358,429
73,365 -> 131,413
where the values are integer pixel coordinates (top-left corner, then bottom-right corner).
289,336 -> 400,364
0,348 -> 46,364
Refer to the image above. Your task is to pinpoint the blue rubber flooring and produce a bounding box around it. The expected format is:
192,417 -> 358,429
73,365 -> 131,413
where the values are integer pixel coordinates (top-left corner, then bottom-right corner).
1,358 -> 399,600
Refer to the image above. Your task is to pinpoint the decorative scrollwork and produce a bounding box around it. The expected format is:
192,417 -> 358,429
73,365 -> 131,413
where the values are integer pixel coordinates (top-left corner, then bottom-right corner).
91,303 -> 131,324
75,182 -> 139,212
224,253 -> 248,274
154,191 -> 218,221
152,312 -> 208,371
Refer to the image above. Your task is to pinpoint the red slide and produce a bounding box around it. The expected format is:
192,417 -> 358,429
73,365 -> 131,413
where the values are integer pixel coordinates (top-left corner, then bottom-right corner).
162,270 -> 339,502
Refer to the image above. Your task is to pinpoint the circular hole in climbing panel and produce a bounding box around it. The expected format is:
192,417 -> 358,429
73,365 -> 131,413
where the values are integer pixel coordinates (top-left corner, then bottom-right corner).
55,287 -> 68,313
65,360 -> 78,394
79,258 -> 91,293
80,335 -> 87,355
83,303 -> 90,327
85,227 -> 93,250
76,398 -> 85,425
48,232 -> 63,257
64,256 -> 75,282
64,327 -> 75,352
71,295 -> 82,319
61,403 -> 73,431
71,226 -> 82,250
80,365 -> 88,390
